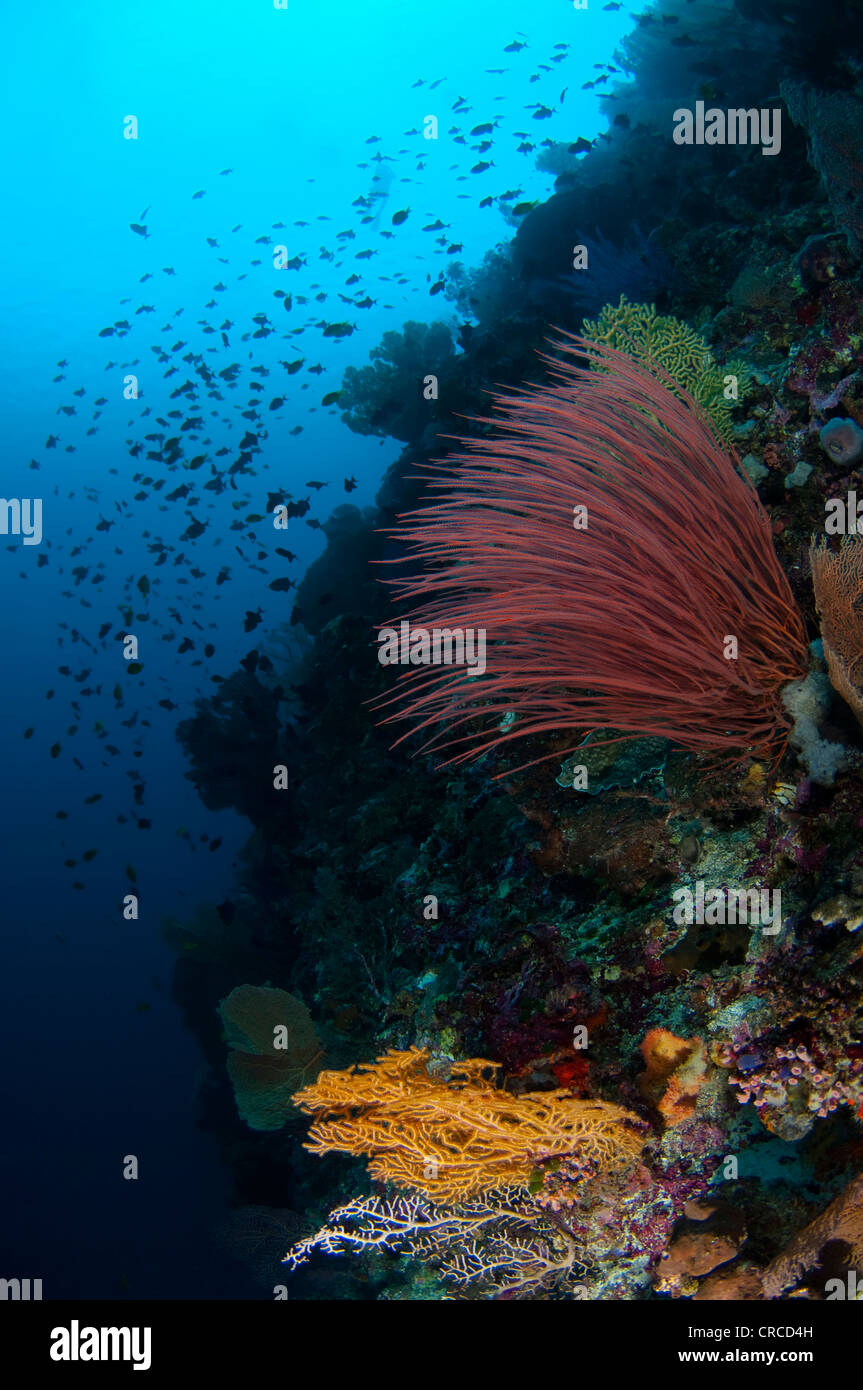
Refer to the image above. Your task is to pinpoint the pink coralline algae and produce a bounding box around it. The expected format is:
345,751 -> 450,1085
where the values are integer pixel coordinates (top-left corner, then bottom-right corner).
535,1142 -> 723,1283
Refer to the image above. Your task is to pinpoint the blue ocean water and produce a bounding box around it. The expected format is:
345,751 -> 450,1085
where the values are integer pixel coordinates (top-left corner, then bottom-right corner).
0,0 -> 630,1298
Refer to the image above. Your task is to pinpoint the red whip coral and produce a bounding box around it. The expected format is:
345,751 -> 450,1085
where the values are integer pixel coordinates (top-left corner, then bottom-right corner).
374,335 -> 808,773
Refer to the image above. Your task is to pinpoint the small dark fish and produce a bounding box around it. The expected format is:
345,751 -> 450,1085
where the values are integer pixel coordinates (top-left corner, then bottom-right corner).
129,223 -> 149,238
191,189 -> 206,199
216,900 -> 235,925
267,492 -> 293,512
243,608 -> 263,632
269,577 -> 296,592
391,208 -> 410,225
344,476 -> 357,493
305,480 -> 327,491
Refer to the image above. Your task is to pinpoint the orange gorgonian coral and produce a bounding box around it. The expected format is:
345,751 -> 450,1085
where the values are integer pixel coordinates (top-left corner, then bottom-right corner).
810,536 -> 863,728
373,335 -> 809,774
292,1047 -> 645,1203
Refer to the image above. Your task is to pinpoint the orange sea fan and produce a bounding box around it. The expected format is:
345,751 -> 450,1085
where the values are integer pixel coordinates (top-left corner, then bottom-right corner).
292,1047 -> 645,1202
810,535 -> 863,728
373,335 -> 809,774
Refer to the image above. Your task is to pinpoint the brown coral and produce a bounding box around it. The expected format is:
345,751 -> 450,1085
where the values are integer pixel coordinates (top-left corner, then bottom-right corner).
653,1203 -> 748,1297
292,1046 -> 645,1203
639,1028 -> 709,1126
762,1171 -> 863,1298
811,536 -> 863,727
693,1262 -> 764,1301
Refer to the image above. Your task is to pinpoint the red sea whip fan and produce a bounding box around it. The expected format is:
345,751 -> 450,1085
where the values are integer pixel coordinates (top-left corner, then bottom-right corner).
373,334 -> 809,774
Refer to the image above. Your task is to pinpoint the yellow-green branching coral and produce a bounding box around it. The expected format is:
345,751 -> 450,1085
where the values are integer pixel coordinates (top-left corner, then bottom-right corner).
582,295 -> 748,443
